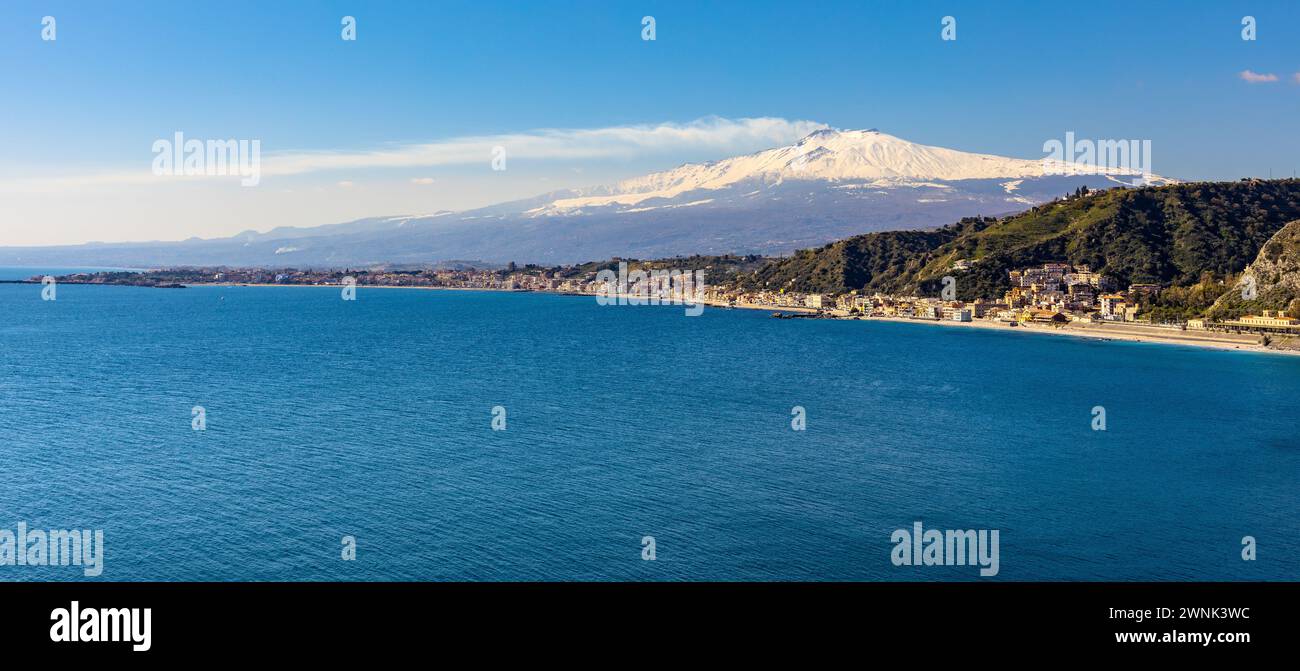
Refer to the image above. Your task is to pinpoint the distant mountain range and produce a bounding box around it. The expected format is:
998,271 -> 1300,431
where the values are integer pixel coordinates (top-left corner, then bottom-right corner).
0,129 -> 1175,268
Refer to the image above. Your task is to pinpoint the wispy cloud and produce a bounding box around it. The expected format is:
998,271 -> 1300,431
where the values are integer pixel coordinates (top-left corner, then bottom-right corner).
7,117 -> 825,193
262,116 -> 826,177
1239,70 -> 1279,83
1293,72 -> 1300,85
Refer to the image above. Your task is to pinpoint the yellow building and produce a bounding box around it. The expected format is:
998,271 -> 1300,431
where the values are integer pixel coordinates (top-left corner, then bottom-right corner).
1231,311 -> 1299,328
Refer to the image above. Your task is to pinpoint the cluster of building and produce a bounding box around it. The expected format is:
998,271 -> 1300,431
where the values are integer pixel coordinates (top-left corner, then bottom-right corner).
700,263 -> 1168,327
1002,263 -> 1163,322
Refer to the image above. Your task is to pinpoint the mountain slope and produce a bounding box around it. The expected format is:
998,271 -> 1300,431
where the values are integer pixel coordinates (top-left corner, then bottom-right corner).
0,129 -> 1175,267
1206,218 -> 1300,319
739,180 -> 1300,303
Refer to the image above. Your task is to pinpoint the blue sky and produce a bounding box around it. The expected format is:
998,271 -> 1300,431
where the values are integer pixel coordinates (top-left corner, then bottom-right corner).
1,0 -> 1297,245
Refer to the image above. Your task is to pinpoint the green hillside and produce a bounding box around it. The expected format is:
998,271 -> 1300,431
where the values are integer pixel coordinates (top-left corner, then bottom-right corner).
736,180 -> 1300,308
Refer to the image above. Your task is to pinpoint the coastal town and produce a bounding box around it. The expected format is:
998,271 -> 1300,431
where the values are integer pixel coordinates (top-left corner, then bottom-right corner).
30,261 -> 1300,344
712,262 -> 1293,331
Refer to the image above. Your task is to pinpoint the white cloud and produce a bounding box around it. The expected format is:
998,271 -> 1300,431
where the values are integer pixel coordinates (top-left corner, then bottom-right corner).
3,117 -> 826,192
262,116 -> 826,177
337,180 -> 355,188
410,177 -> 436,185
1239,70 -> 1279,83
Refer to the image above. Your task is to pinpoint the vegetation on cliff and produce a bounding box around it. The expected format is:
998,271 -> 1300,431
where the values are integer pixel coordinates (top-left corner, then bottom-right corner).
735,180 -> 1300,313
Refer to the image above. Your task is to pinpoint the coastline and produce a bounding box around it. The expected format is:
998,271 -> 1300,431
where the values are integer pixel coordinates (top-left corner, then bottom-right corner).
199,282 -> 506,292
704,297 -> 1299,356
19,279 -> 1298,357
857,314 -> 1299,356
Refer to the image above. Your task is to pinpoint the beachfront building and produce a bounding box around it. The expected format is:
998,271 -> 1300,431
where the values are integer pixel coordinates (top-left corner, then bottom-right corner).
835,294 -> 875,314
912,300 -> 944,320
1099,294 -> 1127,319
966,300 -> 999,318
1221,311 -> 1300,333
1025,309 -> 1069,325
1238,310 -> 1298,327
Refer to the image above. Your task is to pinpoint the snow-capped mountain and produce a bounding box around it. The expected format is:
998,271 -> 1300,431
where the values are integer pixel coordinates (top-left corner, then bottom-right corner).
524,128 -> 1167,215
0,129 -> 1175,268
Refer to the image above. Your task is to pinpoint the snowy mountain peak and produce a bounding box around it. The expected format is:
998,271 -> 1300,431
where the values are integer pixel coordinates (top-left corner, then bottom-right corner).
536,128 -> 1172,213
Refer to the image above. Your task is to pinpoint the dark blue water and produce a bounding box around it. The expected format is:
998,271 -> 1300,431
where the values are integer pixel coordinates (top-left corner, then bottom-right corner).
2,277 -> 1297,580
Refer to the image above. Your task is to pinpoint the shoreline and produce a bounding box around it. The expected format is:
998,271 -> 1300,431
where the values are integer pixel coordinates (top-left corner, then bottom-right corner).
857,314 -> 1298,356
703,298 -> 1298,356
16,279 -> 1298,357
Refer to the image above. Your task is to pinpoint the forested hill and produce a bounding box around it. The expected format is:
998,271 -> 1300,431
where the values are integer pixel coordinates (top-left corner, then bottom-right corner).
736,179 -> 1300,302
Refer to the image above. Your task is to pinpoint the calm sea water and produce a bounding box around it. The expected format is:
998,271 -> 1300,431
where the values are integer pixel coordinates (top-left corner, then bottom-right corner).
1,271 -> 1297,581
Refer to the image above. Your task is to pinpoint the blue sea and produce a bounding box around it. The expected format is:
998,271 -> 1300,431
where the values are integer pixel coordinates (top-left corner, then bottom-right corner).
1,268 -> 1297,581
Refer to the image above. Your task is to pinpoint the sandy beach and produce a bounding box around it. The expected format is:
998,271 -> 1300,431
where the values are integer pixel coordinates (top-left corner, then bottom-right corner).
699,297 -> 1300,356
861,314 -> 1298,354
